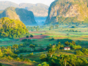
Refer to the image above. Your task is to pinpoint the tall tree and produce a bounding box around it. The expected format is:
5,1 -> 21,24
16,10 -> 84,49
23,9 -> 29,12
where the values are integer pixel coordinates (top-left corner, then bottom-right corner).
12,44 -> 18,51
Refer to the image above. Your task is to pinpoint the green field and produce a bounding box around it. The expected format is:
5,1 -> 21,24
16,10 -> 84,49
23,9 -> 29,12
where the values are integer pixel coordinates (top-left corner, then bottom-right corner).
0,25 -> 88,66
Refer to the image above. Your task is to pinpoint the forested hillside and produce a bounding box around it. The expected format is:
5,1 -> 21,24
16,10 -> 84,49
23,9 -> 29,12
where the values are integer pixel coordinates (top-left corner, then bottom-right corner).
0,17 -> 28,38
0,7 -> 37,25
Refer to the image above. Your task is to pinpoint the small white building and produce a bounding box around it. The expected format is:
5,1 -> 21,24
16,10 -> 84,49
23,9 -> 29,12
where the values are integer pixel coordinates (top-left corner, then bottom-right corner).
64,47 -> 70,50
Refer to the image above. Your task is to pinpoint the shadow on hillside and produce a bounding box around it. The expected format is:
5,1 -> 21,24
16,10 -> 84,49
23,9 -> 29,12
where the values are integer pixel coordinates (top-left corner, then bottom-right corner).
15,8 -> 36,25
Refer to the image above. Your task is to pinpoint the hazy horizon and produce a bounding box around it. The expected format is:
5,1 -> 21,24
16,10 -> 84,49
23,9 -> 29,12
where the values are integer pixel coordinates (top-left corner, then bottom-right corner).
0,0 -> 55,6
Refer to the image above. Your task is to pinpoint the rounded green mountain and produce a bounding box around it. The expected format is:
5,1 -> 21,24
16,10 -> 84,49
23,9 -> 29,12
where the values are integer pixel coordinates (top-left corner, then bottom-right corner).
0,17 -> 28,38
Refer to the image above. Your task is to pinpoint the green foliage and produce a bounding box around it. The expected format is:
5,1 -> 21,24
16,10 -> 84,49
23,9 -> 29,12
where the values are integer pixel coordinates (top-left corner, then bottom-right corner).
30,35 -> 34,38
37,62 -> 49,66
16,57 -> 21,61
48,48 -> 56,57
40,54 -> 46,61
0,49 -> 3,57
29,52 -> 34,56
26,35 -> 29,38
45,54 -> 88,66
0,17 -> 28,38
19,44 -> 23,47
20,54 -> 23,59
49,25 -> 54,30
56,42 -> 64,50
0,63 -> 2,66
7,56 -> 13,60
76,50 -> 84,56
65,41 -> 70,46
29,44 -> 35,48
70,45 -> 82,49
12,44 -> 18,50
1,46 -> 5,50
82,48 -> 88,55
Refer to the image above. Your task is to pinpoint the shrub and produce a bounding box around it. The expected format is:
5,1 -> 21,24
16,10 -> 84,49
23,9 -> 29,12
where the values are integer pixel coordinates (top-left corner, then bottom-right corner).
26,35 -> 29,38
37,62 -> 49,66
30,35 -> 34,37
76,50 -> 84,56
40,54 -> 46,61
0,63 -> 2,66
7,56 -> 13,60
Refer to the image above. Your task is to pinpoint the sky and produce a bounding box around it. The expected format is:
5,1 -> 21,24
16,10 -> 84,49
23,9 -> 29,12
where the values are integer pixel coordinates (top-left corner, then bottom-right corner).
0,0 -> 55,6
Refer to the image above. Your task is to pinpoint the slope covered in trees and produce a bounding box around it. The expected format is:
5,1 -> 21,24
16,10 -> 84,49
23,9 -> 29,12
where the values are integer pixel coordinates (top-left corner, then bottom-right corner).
0,17 -> 28,38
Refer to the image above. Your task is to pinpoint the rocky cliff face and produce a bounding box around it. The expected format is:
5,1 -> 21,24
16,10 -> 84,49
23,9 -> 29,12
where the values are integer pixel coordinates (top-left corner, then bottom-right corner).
0,7 -> 37,25
19,3 -> 48,17
45,0 -> 88,25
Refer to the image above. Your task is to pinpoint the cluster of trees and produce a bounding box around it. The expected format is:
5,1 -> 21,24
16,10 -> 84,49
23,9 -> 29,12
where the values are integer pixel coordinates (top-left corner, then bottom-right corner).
47,42 -> 64,50
0,46 -> 35,64
0,17 -> 28,38
40,54 -> 88,66
37,62 -> 49,66
65,41 -> 82,49
65,30 -> 81,32
76,48 -> 88,56
27,26 -> 40,31
0,27 -> 28,39
49,25 -> 59,30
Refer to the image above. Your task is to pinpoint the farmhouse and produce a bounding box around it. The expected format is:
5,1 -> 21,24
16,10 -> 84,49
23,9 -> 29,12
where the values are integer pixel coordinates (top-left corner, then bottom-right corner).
64,47 -> 70,50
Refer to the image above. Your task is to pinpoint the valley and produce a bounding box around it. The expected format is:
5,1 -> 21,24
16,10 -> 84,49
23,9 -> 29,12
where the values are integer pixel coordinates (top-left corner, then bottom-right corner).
0,0 -> 88,66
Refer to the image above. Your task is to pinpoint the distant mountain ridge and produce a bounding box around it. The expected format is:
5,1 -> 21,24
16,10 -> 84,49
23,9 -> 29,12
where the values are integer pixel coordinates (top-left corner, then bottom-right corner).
0,1 -> 49,17
0,7 -> 37,25
45,0 -> 88,25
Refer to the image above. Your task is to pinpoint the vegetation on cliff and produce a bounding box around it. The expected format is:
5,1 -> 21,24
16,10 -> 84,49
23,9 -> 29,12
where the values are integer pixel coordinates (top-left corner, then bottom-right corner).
45,0 -> 88,25
0,7 -> 37,25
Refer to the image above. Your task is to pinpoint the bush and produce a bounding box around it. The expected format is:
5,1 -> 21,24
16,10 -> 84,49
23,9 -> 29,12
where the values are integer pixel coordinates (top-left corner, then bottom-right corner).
26,35 -> 29,38
37,62 -> 49,66
16,57 -> 21,61
29,52 -> 33,56
0,63 -> 2,66
40,54 -> 46,61
76,50 -> 84,56
30,35 -> 34,37
24,58 -> 31,62
50,38 -> 54,41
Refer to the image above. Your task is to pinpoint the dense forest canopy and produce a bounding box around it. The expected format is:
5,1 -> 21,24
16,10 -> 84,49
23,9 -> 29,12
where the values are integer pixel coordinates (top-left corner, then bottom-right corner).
0,17 -> 28,38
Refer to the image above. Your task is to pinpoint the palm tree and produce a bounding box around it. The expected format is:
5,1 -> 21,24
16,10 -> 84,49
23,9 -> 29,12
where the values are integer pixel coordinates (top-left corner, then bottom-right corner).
12,44 -> 18,51
29,44 -> 35,51
64,55 -> 68,66
48,48 -> 55,57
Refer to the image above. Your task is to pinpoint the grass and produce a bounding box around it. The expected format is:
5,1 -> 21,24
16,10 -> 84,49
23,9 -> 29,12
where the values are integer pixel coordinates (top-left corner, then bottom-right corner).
0,39 -> 23,47
32,38 -> 58,46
